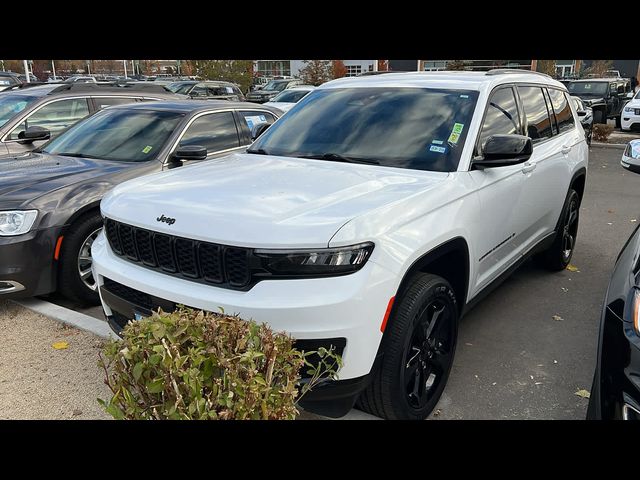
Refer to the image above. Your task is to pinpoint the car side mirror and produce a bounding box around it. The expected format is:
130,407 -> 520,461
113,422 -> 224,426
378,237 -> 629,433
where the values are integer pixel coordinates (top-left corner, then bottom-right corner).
18,126 -> 51,144
621,141 -> 640,174
472,134 -> 533,169
577,110 -> 587,117
251,122 -> 271,141
168,145 -> 207,168
627,92 -> 635,99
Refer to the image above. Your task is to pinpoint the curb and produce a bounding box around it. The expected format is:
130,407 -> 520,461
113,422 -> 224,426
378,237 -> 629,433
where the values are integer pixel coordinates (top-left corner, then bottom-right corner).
591,142 -> 627,150
12,298 -> 118,340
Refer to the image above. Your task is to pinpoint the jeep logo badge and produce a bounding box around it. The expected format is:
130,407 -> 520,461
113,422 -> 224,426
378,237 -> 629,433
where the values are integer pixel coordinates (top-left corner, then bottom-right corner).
157,214 -> 176,225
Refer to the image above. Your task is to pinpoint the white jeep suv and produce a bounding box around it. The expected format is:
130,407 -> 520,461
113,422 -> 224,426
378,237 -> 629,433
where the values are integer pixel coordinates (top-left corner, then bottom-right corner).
92,70 -> 588,420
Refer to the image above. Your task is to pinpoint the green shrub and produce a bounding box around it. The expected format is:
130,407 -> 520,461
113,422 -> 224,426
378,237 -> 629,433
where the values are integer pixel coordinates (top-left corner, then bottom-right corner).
592,123 -> 614,142
98,307 -> 342,420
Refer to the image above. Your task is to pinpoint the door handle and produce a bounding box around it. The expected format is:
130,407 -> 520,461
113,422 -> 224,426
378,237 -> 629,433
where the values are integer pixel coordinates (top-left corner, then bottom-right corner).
561,144 -> 572,155
521,162 -> 536,174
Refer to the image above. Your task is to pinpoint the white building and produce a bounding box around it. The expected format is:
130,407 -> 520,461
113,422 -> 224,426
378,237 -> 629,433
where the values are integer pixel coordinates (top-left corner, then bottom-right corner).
254,60 -> 377,78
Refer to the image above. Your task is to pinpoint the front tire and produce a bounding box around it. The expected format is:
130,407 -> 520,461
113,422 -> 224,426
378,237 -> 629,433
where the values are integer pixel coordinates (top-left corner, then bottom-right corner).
535,188 -> 580,271
57,212 -> 103,305
615,115 -> 621,129
357,273 -> 458,420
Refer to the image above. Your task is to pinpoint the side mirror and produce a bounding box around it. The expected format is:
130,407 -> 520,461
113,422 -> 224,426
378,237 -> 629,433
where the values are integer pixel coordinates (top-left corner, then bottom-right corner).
472,134 -> 533,169
251,122 -> 271,141
18,126 -> 51,144
577,110 -> 587,117
627,92 -> 635,99
621,140 -> 640,174
168,145 -> 207,168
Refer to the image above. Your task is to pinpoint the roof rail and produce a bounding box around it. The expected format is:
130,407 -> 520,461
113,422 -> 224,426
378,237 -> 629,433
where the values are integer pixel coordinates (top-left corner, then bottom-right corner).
2,82 -> 56,91
486,68 -> 552,79
48,82 -> 172,95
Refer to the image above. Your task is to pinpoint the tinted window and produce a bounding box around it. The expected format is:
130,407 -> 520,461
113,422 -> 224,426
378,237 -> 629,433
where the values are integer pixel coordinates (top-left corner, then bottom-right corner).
42,108 -> 184,162
93,97 -> 138,109
191,84 -> 208,97
548,89 -> 575,134
567,82 -> 608,96
271,89 -> 312,103
0,94 -> 39,128
179,111 -> 240,153
478,87 -> 520,154
238,110 -> 277,131
8,98 -> 90,140
517,86 -> 553,143
250,87 -> 480,172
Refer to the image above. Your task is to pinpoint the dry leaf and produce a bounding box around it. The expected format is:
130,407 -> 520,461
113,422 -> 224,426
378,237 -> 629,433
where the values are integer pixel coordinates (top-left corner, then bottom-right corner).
566,264 -> 580,272
433,409 -> 441,416
535,382 -> 543,385
52,342 -> 68,350
492,382 -> 497,386
575,389 -> 590,399
554,360 -> 558,364
552,314 -> 564,321
465,342 -> 473,346
632,219 -> 637,223
561,287 -> 569,292
530,375 -> 534,380
607,222 -> 613,225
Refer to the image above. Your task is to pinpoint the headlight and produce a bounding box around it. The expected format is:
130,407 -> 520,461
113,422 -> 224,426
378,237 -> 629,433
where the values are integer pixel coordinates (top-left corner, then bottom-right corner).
0,210 -> 38,236
625,106 -> 635,113
255,242 -> 374,277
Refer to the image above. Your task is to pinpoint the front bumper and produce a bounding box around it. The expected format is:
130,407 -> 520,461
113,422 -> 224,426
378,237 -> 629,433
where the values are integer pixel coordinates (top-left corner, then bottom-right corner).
92,231 -> 397,381
0,225 -> 60,298
621,111 -> 640,131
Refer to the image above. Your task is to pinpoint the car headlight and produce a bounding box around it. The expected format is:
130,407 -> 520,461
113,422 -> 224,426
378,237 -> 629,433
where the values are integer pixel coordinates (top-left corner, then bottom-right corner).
624,106 -> 635,113
255,242 -> 374,277
0,210 -> 38,236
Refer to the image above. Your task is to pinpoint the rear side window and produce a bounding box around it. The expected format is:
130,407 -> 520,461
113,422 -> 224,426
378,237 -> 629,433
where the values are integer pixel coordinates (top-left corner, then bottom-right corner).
517,86 -> 554,143
478,87 -> 520,154
7,98 -> 90,140
239,110 -> 277,130
93,97 -> 138,109
547,89 -> 575,135
179,111 -> 240,154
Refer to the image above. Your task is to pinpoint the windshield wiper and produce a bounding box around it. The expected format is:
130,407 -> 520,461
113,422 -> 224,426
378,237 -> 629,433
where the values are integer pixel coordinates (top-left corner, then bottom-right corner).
246,148 -> 270,155
300,153 -> 380,165
55,152 -> 100,159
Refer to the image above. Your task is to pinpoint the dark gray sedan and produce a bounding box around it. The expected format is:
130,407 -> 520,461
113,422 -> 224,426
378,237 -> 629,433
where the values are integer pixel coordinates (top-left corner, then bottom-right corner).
0,100 -> 281,304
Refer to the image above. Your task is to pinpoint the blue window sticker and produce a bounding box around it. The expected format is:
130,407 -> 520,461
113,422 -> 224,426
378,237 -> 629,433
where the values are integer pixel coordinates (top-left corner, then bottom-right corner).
460,94 -> 469,99
430,145 -> 447,154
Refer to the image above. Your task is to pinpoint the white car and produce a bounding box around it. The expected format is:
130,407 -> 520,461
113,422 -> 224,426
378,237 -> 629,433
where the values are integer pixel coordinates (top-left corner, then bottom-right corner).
92,70 -> 588,420
264,86 -> 315,113
621,139 -> 640,171
622,89 -> 640,131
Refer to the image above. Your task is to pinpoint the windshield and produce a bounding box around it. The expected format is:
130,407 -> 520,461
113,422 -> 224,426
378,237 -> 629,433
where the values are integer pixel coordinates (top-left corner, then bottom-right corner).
567,82 -> 608,96
167,82 -> 194,94
262,81 -> 288,92
42,108 -> 185,162
250,87 -> 479,172
0,94 -> 39,128
271,89 -> 311,103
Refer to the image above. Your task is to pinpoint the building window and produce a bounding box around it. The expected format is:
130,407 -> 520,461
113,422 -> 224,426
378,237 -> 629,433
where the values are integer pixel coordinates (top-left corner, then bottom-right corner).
345,65 -> 362,77
423,60 -> 448,71
256,60 -> 291,78
555,60 -> 575,78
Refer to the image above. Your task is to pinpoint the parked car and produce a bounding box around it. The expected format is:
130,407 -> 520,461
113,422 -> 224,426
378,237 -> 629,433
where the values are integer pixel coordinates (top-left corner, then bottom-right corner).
63,76 -> 97,84
166,81 -> 245,101
587,139 -> 640,420
0,72 -> 23,92
246,78 -> 303,103
621,89 -> 640,132
0,82 -> 181,156
250,76 -> 269,92
92,70 -> 588,420
571,96 -> 593,144
263,86 -> 315,112
18,73 -> 39,83
567,78 -> 633,126
0,100 -> 281,305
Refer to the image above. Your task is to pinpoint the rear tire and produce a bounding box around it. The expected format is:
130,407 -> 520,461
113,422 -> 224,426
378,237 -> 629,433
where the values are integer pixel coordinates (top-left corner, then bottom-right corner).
615,115 -> 621,129
534,188 -> 580,271
357,273 -> 458,420
57,212 -> 103,305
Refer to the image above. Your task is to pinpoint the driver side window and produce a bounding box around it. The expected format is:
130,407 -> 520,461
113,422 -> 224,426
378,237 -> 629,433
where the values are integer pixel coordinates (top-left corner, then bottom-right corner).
477,87 -> 521,156
7,98 -> 90,141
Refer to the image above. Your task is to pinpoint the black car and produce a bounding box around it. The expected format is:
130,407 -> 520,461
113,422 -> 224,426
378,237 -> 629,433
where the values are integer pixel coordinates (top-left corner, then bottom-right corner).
166,81 -> 245,101
0,82 -> 182,155
587,141 -> 640,420
0,101 -> 281,304
246,78 -> 303,103
567,78 -> 633,126
571,96 -> 593,145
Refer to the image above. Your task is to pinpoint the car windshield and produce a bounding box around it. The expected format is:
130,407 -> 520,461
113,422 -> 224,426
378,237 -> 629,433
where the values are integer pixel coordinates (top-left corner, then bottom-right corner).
567,82 -> 608,95
0,94 -> 39,128
271,89 -> 311,103
167,82 -> 194,94
42,108 -> 185,162
263,81 -> 288,92
250,87 -> 479,172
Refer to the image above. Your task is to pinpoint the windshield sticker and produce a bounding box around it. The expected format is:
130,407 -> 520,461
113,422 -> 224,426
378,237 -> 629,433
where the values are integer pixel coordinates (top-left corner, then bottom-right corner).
142,145 -> 153,154
226,86 -> 234,93
448,132 -> 460,144
460,94 -> 469,99
452,123 -> 464,135
244,115 -> 267,129
431,139 -> 444,145
430,145 -> 447,154
585,84 -> 591,90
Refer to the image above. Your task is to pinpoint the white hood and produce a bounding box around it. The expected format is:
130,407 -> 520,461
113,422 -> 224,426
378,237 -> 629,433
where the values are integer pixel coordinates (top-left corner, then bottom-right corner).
101,153 -> 448,248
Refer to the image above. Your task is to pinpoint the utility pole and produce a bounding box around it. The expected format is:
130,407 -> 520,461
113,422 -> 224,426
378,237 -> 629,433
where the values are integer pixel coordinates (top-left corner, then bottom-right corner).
23,60 -> 30,82
86,60 -> 91,75
123,60 -> 128,78
52,60 -> 57,80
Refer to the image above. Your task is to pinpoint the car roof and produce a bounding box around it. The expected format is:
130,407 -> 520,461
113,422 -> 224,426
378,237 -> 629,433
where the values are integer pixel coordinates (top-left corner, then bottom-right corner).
107,100 -> 282,114
570,77 -> 626,82
319,70 -> 566,91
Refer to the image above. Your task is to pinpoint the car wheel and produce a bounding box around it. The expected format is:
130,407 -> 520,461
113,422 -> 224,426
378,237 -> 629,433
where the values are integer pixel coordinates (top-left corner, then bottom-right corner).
535,188 -> 580,271
357,273 -> 458,420
615,116 -> 622,129
57,212 -> 103,305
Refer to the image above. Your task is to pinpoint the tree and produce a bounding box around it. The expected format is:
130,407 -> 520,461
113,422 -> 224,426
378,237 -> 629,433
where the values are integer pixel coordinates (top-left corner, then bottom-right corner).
377,60 -> 389,71
446,60 -> 467,71
299,60 -> 333,86
585,60 -> 614,77
332,60 -> 347,79
192,60 -> 254,93
536,60 -> 556,76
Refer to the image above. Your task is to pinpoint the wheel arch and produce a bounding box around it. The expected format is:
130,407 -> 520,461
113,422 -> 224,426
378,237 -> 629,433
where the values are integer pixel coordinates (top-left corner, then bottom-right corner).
570,167 -> 587,203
